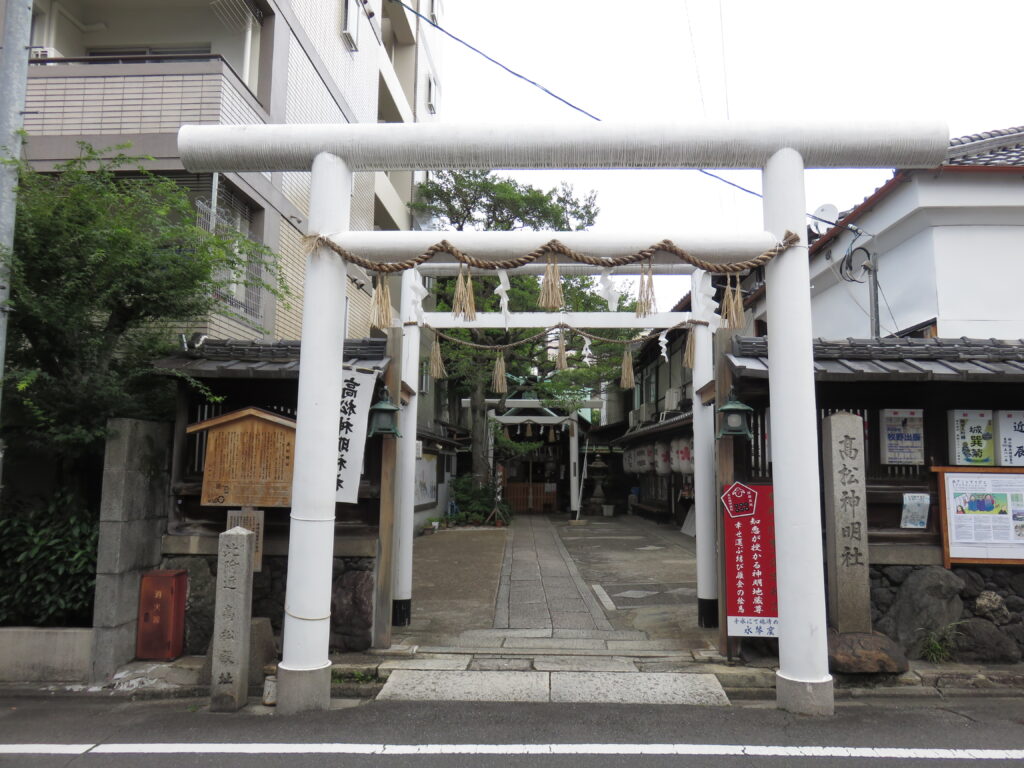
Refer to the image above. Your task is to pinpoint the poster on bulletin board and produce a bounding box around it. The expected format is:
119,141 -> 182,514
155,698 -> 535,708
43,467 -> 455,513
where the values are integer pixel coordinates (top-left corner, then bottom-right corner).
934,467 -> 1024,566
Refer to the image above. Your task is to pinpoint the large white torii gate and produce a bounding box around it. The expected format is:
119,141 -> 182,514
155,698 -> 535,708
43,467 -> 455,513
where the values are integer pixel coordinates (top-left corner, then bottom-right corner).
179,120 -> 948,717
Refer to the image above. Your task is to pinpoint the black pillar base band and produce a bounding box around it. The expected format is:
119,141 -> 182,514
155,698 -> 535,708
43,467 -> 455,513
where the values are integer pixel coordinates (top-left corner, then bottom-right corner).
392,599 -> 411,627
697,597 -> 719,628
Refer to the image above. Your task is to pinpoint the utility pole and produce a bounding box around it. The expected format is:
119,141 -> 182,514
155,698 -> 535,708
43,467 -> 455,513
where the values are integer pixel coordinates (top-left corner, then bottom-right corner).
0,0 -> 34,489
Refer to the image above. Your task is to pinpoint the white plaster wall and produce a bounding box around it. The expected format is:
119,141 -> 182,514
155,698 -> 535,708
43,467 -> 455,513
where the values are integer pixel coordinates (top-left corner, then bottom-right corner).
289,0 -> 378,123
934,225 -> 1024,338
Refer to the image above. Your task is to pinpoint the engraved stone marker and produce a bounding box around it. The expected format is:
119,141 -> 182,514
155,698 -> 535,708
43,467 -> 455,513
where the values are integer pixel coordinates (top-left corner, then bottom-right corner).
210,526 -> 255,712
822,412 -> 871,633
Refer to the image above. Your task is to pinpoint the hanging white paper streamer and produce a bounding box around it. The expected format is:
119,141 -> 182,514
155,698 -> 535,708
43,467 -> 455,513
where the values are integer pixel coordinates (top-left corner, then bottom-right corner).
495,269 -> 511,328
581,337 -> 593,366
409,269 -> 429,324
598,268 -> 620,312
658,330 -> 669,362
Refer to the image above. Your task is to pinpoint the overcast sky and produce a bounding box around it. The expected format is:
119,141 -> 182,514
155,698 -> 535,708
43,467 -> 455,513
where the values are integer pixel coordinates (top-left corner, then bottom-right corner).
435,0 -> 1024,307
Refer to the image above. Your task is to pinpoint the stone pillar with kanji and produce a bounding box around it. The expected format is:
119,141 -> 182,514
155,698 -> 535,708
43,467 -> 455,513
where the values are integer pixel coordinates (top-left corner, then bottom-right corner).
209,526 -> 255,712
822,412 -> 871,633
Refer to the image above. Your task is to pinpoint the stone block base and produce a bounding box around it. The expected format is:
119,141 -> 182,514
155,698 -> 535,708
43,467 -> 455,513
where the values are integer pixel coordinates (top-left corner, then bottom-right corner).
276,665 -> 331,715
776,671 -> 834,716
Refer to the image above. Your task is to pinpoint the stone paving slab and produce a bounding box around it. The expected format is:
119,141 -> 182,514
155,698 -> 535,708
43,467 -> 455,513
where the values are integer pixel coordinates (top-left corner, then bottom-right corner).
460,628 -> 552,640
547,598 -> 589,613
505,637 -> 606,650
551,612 -> 597,630
507,606 -> 548,622
377,670 -> 550,702
607,639 -> 692,651
377,657 -> 471,674
552,629 -> 648,641
532,655 -> 638,672
468,658 -> 535,671
550,672 -> 730,705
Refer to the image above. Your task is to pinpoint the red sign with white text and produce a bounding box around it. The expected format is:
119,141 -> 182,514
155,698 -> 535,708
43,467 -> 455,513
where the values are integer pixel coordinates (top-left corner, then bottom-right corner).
722,482 -> 779,637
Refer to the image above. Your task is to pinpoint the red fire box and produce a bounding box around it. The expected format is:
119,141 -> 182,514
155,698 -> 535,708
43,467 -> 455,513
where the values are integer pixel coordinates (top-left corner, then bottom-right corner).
136,570 -> 187,660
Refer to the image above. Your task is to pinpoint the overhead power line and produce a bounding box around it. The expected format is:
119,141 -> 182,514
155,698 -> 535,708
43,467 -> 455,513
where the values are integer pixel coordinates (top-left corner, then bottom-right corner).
387,0 -> 859,235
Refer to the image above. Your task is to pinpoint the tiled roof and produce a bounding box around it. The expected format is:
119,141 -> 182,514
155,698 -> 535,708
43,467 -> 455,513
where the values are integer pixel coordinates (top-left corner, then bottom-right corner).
154,338 -> 388,378
945,126 -> 1024,167
728,337 -> 1024,382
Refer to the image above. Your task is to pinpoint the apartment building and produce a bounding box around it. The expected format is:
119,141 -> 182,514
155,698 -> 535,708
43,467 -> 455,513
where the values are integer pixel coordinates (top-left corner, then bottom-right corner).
13,0 -> 442,340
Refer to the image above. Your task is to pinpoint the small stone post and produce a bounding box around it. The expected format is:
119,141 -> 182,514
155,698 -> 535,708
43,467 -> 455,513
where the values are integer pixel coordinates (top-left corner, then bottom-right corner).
822,412 -> 871,633
210,526 -> 255,712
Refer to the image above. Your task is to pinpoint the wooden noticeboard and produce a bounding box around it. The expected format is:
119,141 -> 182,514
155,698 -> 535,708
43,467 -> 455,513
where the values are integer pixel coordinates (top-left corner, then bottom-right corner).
187,407 -> 296,508
932,466 -> 1024,567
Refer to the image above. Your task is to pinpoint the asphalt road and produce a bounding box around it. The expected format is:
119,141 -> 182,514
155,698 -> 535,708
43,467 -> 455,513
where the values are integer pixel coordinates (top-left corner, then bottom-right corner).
1,694 -> 1023,767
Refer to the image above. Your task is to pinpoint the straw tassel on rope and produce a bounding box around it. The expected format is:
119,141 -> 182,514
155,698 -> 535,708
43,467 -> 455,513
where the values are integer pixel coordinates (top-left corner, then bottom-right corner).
635,260 -> 656,318
463,268 -> 477,321
429,334 -> 447,379
683,329 -> 696,369
620,346 -> 635,390
556,327 -> 568,370
539,255 -> 564,310
451,265 -> 467,317
369,274 -> 393,330
491,351 -> 507,393
720,274 -> 745,330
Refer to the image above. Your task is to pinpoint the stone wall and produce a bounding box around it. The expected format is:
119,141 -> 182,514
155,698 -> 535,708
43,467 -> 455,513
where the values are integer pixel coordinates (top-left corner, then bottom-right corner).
871,564 -> 1023,663
160,554 -> 375,655
92,418 -> 172,682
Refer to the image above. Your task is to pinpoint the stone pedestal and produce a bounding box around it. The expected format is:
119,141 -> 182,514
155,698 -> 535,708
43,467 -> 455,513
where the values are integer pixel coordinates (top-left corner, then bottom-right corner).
822,412 -> 871,633
209,527 -> 255,712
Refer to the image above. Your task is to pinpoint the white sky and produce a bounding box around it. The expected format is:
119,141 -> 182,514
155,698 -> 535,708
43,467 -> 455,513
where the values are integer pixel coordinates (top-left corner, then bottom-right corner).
434,0 -> 1024,308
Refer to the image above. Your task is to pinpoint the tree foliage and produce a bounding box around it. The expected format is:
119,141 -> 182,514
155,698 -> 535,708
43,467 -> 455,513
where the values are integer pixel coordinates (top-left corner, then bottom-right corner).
0,144 -> 284,626
2,144 -> 284,502
411,170 -> 632,484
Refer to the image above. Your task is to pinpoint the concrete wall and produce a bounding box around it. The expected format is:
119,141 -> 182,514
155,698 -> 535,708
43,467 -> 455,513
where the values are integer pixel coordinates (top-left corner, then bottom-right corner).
793,171 -> 1024,340
91,418 -> 172,682
0,628 -> 93,682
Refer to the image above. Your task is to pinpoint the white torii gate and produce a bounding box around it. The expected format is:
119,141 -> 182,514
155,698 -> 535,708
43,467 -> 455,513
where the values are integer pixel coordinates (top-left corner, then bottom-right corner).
179,120 -> 948,717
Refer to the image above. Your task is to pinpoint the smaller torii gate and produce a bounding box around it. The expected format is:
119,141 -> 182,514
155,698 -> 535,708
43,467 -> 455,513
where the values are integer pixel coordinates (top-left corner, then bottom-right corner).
179,120 -> 948,717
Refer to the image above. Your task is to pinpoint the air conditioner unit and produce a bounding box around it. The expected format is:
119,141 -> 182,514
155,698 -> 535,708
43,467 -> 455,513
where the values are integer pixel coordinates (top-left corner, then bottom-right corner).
664,387 -> 682,412
30,47 -> 60,60
628,409 -> 640,428
659,410 -> 683,423
639,403 -> 656,424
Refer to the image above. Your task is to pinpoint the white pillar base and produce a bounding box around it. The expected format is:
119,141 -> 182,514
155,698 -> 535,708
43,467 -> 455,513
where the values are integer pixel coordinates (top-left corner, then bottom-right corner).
275,664 -> 331,715
775,671 -> 835,717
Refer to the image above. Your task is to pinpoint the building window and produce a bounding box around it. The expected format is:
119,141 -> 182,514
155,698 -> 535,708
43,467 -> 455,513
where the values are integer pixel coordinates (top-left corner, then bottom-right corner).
426,73 -> 439,115
342,0 -> 360,50
197,180 -> 263,325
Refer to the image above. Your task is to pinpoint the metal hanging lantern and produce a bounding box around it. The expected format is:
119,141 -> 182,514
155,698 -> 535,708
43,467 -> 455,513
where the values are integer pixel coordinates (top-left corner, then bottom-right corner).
367,387 -> 402,438
717,392 -> 754,439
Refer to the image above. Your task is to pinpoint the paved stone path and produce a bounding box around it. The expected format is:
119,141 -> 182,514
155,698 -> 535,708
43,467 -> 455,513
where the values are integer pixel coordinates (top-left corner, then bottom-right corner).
380,515 -> 739,703
494,515 -> 613,632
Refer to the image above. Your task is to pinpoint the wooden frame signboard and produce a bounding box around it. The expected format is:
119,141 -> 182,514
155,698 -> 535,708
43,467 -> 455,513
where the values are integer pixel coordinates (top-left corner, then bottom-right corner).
933,466 -> 1024,567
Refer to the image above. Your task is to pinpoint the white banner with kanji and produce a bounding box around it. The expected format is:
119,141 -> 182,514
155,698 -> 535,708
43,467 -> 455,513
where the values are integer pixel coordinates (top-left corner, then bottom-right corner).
335,368 -> 378,504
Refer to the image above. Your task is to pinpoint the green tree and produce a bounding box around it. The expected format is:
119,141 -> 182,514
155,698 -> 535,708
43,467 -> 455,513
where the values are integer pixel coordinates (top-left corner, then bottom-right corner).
2,144 -> 284,509
411,170 -> 628,485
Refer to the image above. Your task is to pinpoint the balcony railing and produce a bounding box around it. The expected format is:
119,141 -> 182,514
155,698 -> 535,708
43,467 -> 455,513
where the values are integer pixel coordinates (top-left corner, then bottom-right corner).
25,54 -> 267,137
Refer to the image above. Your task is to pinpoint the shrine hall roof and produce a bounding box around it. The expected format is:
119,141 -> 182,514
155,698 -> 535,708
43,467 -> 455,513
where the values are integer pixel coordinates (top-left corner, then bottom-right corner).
728,336 -> 1024,383
154,338 -> 388,379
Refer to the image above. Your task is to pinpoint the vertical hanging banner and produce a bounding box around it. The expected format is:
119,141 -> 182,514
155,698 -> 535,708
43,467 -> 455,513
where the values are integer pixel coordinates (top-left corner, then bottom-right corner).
335,368 -> 379,504
722,482 -> 779,637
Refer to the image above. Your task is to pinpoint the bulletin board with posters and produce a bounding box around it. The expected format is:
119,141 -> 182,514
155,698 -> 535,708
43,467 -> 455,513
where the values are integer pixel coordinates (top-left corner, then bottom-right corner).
934,467 -> 1024,567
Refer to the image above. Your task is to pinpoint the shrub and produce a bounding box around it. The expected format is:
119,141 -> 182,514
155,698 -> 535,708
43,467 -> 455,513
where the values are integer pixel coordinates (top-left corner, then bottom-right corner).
0,493 -> 97,627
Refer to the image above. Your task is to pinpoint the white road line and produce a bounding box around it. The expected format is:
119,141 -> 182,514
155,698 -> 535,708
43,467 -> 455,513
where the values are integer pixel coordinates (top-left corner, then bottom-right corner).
2,743 -> 1018,759
591,583 -> 617,611
0,745 -> 94,754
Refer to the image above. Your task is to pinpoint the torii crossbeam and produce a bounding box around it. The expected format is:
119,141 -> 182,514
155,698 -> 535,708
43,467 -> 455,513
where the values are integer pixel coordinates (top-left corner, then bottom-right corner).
179,120 -> 948,717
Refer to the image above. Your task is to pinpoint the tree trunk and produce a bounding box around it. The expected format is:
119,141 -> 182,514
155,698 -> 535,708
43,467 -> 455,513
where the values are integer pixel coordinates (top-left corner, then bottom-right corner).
470,378 -> 490,488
